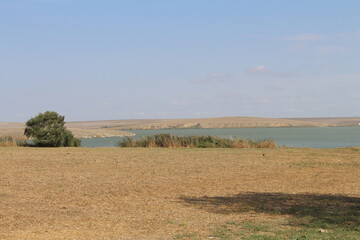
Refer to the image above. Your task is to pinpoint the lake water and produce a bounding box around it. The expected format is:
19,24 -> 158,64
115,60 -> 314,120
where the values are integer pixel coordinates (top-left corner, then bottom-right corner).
80,126 -> 360,148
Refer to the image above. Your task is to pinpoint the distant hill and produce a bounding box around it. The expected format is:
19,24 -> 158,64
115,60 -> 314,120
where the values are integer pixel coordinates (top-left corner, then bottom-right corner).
72,116 -> 326,130
287,117 -> 360,126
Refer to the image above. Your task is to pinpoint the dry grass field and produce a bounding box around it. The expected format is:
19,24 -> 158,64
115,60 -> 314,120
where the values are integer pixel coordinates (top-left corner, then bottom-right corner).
0,147 -> 359,239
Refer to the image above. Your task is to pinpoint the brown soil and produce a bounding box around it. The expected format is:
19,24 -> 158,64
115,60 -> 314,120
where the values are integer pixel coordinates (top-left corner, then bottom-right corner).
0,147 -> 359,239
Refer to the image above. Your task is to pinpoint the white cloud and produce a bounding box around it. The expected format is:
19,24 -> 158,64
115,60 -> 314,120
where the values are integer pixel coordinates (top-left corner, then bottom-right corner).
285,43 -> 349,55
247,65 -> 266,74
244,34 -> 264,39
31,0 -> 70,2
339,30 -> 360,40
317,45 -> 348,55
169,100 -> 194,106
16,113 -> 28,118
192,73 -> 229,84
100,102 -> 112,109
208,73 -> 227,78
245,65 -> 292,78
280,33 -> 324,41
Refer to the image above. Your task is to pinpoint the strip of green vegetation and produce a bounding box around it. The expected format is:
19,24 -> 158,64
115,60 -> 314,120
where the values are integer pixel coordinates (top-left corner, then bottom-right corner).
181,192 -> 359,239
118,134 -> 276,148
209,219 -> 360,240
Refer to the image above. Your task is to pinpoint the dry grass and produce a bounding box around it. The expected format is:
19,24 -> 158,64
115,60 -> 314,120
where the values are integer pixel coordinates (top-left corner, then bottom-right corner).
0,136 -> 27,147
0,147 -> 359,239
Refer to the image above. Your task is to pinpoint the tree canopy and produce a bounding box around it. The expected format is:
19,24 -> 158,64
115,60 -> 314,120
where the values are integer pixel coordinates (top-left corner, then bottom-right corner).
24,111 -> 80,147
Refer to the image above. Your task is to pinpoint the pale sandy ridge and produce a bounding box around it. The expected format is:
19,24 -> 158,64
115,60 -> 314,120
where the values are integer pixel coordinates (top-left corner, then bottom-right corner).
288,117 -> 360,126
65,116 -> 328,132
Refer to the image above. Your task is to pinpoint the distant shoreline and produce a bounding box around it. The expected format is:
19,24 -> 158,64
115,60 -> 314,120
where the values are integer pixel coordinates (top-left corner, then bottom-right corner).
1,116 -> 360,138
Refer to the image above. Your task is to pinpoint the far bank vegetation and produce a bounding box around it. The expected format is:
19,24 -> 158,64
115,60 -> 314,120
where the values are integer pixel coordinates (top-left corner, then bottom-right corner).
118,134 -> 276,148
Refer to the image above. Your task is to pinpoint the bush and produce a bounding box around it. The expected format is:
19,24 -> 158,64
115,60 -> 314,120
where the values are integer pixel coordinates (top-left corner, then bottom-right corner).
117,134 -> 276,149
24,111 -> 80,147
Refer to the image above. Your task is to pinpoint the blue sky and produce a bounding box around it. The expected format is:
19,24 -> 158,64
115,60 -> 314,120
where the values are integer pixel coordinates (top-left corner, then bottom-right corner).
1,0 -> 359,121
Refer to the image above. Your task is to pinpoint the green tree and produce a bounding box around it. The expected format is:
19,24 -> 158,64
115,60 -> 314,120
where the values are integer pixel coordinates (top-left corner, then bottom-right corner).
24,111 -> 80,147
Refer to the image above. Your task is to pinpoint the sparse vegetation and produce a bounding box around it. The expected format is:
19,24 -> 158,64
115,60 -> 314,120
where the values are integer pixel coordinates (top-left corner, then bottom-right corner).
173,232 -> 199,240
209,219 -> 360,240
0,136 -> 27,147
118,134 -> 276,148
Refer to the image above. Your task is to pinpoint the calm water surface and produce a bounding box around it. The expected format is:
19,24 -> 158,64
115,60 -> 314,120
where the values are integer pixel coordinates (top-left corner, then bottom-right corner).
80,126 -> 360,148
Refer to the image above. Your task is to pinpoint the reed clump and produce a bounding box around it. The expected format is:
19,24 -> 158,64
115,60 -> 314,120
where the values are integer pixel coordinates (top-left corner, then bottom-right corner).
118,134 -> 276,148
0,136 -> 28,147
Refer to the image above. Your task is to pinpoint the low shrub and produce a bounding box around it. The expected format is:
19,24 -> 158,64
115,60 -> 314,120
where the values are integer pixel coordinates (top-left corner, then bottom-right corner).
117,134 -> 276,149
24,111 -> 80,147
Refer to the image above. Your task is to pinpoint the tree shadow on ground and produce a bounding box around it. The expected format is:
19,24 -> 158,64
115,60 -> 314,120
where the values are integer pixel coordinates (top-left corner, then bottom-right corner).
180,192 -> 360,230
